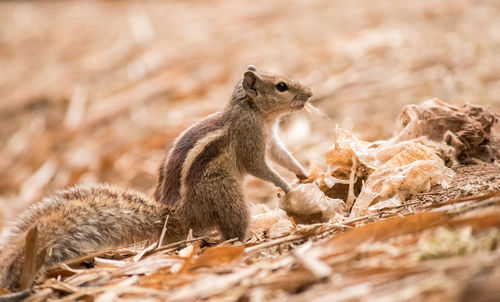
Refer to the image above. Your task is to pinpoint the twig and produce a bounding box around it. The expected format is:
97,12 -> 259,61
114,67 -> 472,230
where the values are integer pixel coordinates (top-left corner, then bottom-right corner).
444,195 -> 500,215
345,155 -> 358,211
344,213 -> 383,225
292,251 -> 332,279
244,222 -> 351,257
20,226 -> 44,290
133,242 -> 157,263
157,215 -> 169,248
53,250 -> 113,269
425,191 -> 500,209
147,236 -> 209,256
368,200 -> 425,212
218,238 -> 239,246
418,191 -> 444,196
244,234 -> 309,256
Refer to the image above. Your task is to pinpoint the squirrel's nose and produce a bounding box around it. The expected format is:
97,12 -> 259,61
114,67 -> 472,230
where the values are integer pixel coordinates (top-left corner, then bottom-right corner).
302,86 -> 313,98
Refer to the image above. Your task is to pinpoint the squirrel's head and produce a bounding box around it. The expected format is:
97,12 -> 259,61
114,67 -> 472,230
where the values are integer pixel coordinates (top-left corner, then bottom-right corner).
241,65 -> 313,117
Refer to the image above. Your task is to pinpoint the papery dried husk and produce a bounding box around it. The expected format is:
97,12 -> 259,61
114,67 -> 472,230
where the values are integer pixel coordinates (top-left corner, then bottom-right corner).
350,140 -> 454,217
323,127 -> 373,201
378,140 -> 444,168
393,98 -> 500,163
249,207 -> 294,239
352,159 -> 454,217
280,184 -> 347,224
250,203 -> 272,216
323,99 -> 499,217
326,126 -> 377,172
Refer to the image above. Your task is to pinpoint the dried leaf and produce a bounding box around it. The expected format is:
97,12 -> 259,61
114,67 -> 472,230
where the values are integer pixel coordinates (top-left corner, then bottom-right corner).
192,246 -> 244,269
280,183 -> 347,223
176,241 -> 200,274
20,226 -> 44,290
0,287 -> 10,295
94,257 -> 126,269
0,4 -> 499,301
168,266 -> 259,302
249,207 -> 294,239
393,99 -> 500,163
327,212 -> 445,254
292,241 -> 332,279
352,146 -> 454,217
133,242 -> 157,262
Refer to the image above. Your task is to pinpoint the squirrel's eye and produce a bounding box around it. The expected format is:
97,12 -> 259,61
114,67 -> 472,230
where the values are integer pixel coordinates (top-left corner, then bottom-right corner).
276,82 -> 288,92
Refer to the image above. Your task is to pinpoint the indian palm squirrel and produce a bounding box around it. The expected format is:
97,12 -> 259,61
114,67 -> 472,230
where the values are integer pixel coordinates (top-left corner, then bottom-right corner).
0,65 -> 312,291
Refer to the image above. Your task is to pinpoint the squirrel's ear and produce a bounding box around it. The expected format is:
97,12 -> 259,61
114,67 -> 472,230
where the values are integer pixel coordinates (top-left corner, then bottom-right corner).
247,65 -> 257,72
243,70 -> 261,99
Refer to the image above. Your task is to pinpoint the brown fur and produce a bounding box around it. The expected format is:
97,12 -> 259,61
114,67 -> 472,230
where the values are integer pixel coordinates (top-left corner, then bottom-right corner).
155,112 -> 224,206
0,185 -> 183,291
154,65 -> 312,242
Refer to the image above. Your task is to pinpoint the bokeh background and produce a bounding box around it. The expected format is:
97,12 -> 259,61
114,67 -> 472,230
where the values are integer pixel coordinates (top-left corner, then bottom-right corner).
1,0 -> 499,227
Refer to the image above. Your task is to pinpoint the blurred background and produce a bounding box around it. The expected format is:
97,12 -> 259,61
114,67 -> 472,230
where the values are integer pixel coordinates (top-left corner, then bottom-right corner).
0,0 -> 499,227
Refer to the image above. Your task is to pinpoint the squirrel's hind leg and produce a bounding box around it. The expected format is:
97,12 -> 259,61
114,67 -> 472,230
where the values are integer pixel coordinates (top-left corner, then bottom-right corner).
215,200 -> 249,242
209,176 -> 249,242
184,171 -> 249,242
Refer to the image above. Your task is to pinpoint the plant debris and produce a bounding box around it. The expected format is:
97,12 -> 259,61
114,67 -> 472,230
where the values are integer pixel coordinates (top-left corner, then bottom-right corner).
1,1 -> 500,301
1,100 -> 498,301
313,99 -> 499,218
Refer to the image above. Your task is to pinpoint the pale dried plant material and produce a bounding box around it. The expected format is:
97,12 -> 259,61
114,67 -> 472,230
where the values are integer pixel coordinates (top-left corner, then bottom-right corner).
249,203 -> 272,216
345,155 -> 358,210
348,98 -> 500,215
292,241 -> 332,279
157,215 -> 169,248
321,100 -> 500,217
304,102 -> 330,121
323,126 -> 449,216
322,126 -> 375,204
352,141 -> 454,217
93,258 -> 126,269
167,266 -> 260,302
170,246 -> 194,275
326,126 -> 377,172
417,226 -> 500,261
393,98 -> 500,163
133,242 -> 156,262
307,162 -> 321,182
280,183 -> 347,223
249,205 -> 294,239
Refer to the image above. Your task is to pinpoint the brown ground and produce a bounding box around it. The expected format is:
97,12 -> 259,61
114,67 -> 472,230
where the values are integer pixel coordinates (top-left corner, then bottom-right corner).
411,163 -> 500,206
1,0 -> 500,301
1,0 -> 500,224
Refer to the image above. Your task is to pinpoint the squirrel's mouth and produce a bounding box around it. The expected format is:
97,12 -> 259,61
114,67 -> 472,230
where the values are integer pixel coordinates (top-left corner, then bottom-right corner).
290,93 -> 310,110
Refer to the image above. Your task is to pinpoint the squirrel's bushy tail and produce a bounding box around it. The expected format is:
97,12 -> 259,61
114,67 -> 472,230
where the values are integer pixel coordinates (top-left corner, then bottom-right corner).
0,230 -> 30,291
0,184 -> 185,292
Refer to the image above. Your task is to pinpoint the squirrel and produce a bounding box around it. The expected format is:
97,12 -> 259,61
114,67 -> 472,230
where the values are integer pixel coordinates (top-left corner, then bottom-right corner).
0,65 -> 312,291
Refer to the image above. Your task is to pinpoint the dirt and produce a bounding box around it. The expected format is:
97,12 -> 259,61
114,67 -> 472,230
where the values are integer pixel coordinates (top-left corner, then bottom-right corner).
410,163 -> 500,207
